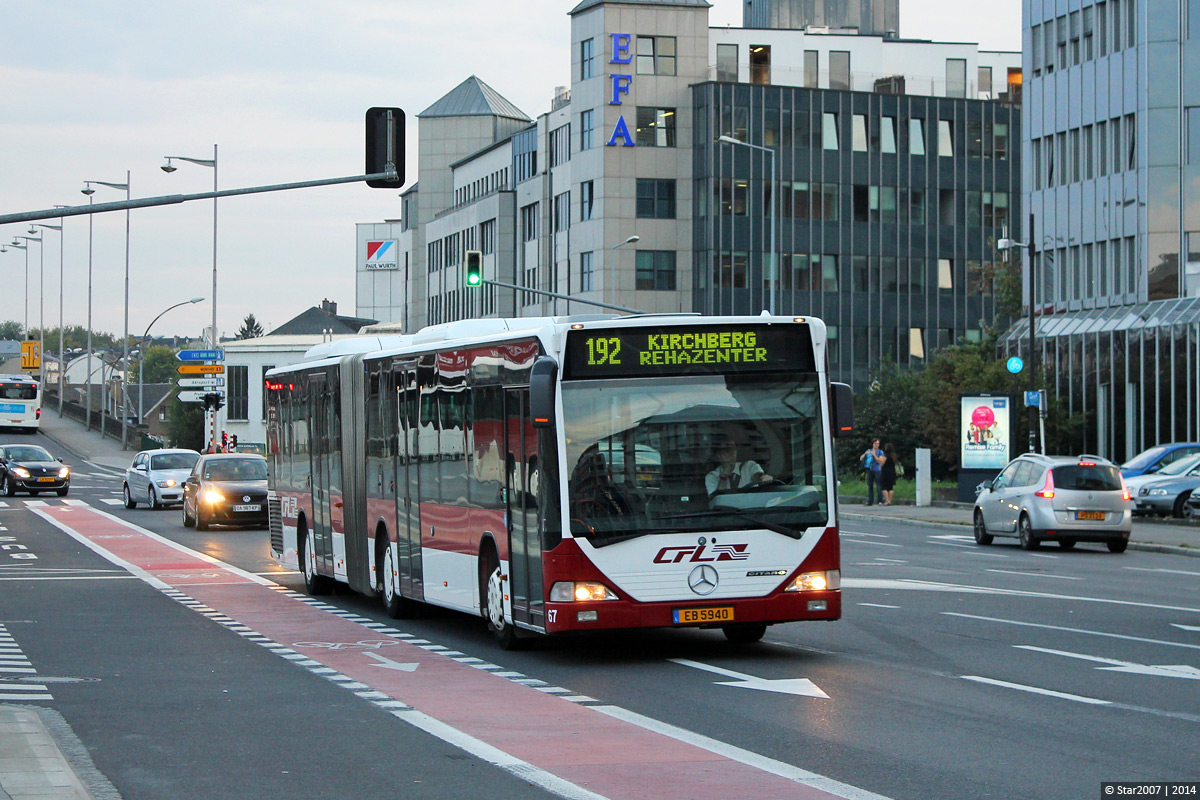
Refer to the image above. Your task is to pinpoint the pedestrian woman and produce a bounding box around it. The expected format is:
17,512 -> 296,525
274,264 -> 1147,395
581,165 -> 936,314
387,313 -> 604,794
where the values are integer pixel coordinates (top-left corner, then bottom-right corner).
880,443 -> 898,505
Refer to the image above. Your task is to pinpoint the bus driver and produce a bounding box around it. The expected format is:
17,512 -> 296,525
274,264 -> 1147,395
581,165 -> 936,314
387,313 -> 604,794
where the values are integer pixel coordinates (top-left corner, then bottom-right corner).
705,440 -> 772,496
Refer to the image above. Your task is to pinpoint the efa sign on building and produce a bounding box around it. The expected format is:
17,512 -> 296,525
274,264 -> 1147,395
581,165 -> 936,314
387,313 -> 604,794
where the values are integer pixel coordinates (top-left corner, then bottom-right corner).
364,240 -> 399,271
607,33 -> 637,147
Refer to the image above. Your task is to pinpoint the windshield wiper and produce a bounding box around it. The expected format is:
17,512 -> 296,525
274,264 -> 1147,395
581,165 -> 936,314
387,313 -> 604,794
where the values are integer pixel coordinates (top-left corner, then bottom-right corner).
651,509 -> 800,537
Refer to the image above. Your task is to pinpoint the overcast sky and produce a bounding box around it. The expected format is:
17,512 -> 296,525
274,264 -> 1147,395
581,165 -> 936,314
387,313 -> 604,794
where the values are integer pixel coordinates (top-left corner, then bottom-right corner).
0,0 -> 1020,342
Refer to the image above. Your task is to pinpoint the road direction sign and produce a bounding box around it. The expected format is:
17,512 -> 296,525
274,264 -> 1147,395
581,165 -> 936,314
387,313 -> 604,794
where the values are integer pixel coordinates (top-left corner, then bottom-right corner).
20,341 -> 40,371
177,349 -> 224,361
178,390 -> 225,403
178,377 -> 225,388
177,364 -> 224,375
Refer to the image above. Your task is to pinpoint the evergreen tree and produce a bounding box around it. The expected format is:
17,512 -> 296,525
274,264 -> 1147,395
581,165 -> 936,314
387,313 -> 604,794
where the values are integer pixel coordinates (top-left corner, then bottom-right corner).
236,314 -> 264,340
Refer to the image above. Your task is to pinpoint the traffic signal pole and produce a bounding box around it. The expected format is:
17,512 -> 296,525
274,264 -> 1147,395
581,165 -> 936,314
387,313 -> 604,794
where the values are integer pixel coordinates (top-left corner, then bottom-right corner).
475,278 -> 644,315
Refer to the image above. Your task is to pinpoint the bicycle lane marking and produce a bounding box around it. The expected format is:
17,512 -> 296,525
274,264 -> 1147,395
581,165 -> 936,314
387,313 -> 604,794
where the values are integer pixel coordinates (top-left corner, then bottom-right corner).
32,504 -> 889,800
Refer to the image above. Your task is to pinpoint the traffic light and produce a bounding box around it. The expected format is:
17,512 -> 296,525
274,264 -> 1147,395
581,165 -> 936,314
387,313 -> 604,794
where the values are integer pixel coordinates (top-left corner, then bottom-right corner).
203,393 -> 224,411
365,107 -> 405,188
230,434 -> 239,450
465,250 -> 483,287
221,431 -> 228,451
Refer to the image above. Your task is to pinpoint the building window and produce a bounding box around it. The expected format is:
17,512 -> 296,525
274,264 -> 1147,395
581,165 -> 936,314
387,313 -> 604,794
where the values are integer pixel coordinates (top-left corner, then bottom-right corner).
581,38 -> 595,80
716,252 -> 749,288
228,365 -> 248,421
716,43 -> 738,82
946,59 -> 967,97
636,179 -> 676,219
1190,0 -> 1200,39
550,124 -> 571,168
521,203 -> 539,242
978,66 -> 993,96
822,112 -> 839,150
938,259 -> 954,291
1187,108 -> 1200,163
636,250 -> 676,290
908,118 -> 926,155
581,109 -> 594,151
804,50 -> 818,87
580,180 -> 595,221
554,191 -> 571,232
938,120 -> 954,157
881,116 -> 897,153
636,35 -> 676,76
829,51 -> 850,90
715,178 -> 749,215
480,219 -> 496,255
581,251 -> 594,291
636,107 -> 676,147
852,115 -> 868,151
750,45 -> 771,84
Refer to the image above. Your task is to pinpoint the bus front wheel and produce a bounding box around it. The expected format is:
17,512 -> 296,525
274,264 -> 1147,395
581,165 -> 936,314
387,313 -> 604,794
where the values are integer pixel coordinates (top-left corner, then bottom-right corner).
481,551 -> 524,651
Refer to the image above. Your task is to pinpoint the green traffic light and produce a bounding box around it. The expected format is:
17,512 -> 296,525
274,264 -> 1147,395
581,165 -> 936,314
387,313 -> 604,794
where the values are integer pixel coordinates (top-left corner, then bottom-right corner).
466,273 -> 481,286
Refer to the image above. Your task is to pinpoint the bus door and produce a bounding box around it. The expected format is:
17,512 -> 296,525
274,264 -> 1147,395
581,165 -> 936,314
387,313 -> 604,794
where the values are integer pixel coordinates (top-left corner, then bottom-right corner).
504,387 -> 543,629
309,373 -> 336,578
396,363 -> 424,601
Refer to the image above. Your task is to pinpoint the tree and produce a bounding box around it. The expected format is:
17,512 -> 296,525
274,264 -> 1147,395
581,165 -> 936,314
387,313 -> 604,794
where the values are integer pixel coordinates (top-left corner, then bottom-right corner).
0,321 -> 22,340
236,314 -> 264,340
167,395 -> 206,451
130,345 -> 180,384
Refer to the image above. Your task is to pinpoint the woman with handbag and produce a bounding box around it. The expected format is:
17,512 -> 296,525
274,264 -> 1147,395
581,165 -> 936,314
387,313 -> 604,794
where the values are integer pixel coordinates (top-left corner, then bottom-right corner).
880,443 -> 899,505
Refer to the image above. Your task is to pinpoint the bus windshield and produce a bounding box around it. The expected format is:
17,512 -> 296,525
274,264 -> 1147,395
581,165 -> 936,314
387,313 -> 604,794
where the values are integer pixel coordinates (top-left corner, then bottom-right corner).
562,374 -> 828,546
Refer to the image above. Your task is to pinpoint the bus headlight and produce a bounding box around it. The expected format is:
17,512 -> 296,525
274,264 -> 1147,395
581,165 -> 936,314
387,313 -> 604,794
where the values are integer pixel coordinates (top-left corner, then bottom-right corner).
203,489 -> 225,504
12,468 -> 31,479
549,581 -> 620,602
784,570 -> 840,592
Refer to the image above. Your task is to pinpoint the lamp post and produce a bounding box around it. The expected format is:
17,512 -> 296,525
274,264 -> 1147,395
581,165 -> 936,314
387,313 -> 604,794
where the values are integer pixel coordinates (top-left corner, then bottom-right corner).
83,176 -> 131,443
998,213 -> 1039,454
3,241 -> 30,338
138,297 -> 204,433
30,221 -> 62,407
718,134 -> 778,314
609,235 -> 639,310
79,186 -> 96,429
12,234 -> 43,375
163,146 -> 218,450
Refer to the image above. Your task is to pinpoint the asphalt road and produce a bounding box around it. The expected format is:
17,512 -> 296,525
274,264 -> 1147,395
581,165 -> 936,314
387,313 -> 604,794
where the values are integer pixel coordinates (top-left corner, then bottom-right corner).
2,430 -> 1197,800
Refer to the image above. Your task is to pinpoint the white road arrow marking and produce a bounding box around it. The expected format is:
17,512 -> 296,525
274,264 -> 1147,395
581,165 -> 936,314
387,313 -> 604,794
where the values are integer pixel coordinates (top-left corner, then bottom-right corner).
669,658 -> 829,698
1015,645 -> 1200,680
1173,624 -> 1200,632
364,651 -> 419,672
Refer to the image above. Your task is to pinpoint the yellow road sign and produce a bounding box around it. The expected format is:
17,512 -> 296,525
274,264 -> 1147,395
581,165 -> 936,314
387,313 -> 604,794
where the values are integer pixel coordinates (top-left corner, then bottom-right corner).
20,341 -> 40,371
176,364 -> 225,375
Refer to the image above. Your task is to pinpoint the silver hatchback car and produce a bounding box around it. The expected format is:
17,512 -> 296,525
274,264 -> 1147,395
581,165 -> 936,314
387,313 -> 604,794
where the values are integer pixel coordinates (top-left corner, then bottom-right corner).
124,448 -> 201,509
973,454 -> 1132,552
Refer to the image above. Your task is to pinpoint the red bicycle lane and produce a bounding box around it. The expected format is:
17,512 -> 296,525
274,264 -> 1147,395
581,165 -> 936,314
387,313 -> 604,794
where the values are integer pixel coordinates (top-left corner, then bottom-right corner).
36,504 -> 882,800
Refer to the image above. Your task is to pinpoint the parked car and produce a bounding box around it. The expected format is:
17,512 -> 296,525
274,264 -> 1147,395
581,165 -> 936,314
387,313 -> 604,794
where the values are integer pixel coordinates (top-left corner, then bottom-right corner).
1120,443 -> 1200,477
1124,453 -> 1200,499
1132,461 -> 1200,518
973,454 -> 1132,552
181,453 -> 268,530
0,443 -> 70,496
123,448 -> 201,509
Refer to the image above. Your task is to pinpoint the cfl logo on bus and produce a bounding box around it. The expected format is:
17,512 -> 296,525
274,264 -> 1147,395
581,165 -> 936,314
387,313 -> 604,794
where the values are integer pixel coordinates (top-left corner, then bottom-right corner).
653,544 -> 749,564
280,495 -> 300,520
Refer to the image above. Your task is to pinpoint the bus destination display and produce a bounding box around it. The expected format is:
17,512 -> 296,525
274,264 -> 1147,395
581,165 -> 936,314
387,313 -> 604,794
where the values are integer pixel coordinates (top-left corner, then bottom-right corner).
564,324 -> 815,379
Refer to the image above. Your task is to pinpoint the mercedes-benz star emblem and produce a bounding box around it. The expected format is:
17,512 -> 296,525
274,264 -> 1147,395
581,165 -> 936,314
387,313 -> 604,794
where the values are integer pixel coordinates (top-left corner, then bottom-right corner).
687,565 -> 719,596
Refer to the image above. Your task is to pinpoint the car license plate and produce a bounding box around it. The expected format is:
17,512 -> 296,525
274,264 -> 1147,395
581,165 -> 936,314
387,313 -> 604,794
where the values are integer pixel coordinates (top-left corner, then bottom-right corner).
1075,511 -> 1105,520
233,504 -> 261,512
36,477 -> 56,483
673,607 -> 733,624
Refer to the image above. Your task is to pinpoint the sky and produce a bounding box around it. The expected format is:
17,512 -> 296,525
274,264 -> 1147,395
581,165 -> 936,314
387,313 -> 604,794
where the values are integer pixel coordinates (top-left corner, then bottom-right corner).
0,0 -> 1021,343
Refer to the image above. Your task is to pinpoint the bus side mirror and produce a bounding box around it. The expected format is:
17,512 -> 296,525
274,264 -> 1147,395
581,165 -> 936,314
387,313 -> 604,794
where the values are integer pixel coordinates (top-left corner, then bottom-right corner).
530,357 -> 558,429
830,382 -> 854,438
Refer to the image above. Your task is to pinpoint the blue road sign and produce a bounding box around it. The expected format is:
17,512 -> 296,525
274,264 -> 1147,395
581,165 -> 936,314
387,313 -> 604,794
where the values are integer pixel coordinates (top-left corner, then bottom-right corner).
1006,356 -> 1024,374
177,349 -> 224,362
1025,390 -> 1041,407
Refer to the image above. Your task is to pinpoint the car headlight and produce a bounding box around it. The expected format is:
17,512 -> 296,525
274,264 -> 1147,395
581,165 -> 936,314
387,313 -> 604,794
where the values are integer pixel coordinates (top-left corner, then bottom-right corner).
784,570 -> 840,592
57,467 -> 70,478
203,489 -> 225,504
549,581 -> 620,602
11,467 -> 30,479
1147,488 -> 1169,496
156,479 -> 177,488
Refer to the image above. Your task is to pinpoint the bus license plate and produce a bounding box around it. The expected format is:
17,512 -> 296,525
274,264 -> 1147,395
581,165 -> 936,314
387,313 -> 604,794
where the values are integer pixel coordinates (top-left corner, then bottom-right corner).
1075,511 -> 1104,520
36,477 -> 56,483
234,504 -> 261,512
674,607 -> 733,624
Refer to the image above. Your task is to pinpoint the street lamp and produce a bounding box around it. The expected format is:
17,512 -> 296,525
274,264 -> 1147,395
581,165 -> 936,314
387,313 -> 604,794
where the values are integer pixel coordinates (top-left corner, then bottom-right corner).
13,234 -> 43,377
138,296 -> 204,433
83,176 -> 131,445
718,134 -> 778,315
997,212 -> 1039,454
163,146 -> 218,450
30,221 -> 63,410
3,240 -> 30,338
609,235 -> 640,310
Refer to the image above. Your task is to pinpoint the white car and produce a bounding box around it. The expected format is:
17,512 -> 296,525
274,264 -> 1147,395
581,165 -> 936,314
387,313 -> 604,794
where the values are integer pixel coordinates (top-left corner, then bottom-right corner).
124,448 -> 201,509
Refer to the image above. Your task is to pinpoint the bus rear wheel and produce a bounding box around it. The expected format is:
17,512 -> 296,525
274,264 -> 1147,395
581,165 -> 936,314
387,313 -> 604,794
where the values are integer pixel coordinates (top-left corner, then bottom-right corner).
300,524 -> 332,595
378,539 -> 417,619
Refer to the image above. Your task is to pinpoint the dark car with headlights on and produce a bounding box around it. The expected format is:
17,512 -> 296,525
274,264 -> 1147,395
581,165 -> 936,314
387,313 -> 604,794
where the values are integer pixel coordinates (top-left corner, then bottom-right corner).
181,453 -> 268,530
0,443 -> 70,496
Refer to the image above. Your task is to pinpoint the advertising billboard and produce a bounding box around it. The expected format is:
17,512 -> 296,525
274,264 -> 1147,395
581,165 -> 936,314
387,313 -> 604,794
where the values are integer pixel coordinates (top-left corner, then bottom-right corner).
960,395 -> 1011,470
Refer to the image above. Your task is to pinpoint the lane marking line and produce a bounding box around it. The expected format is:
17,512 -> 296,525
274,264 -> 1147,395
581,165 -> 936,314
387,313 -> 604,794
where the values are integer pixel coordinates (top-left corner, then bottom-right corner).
961,675 -> 1111,705
943,612 -> 1200,651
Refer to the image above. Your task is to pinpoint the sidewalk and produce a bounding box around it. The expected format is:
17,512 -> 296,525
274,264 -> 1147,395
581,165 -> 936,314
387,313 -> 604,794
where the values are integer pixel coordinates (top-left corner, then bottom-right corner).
37,410 -> 133,472
839,498 -> 1200,557
0,707 -> 99,800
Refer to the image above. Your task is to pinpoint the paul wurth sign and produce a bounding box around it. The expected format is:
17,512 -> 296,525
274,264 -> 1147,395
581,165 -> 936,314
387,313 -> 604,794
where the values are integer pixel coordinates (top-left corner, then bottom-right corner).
365,240 -> 399,270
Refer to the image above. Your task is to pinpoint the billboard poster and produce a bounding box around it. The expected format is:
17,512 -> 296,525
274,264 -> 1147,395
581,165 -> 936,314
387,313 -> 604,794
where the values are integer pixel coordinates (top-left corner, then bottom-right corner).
960,395 -> 1011,470
364,240 -> 399,270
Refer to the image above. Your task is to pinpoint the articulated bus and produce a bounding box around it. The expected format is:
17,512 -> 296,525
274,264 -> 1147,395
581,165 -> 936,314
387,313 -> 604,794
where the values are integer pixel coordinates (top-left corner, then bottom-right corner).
0,375 -> 42,431
266,315 -> 854,648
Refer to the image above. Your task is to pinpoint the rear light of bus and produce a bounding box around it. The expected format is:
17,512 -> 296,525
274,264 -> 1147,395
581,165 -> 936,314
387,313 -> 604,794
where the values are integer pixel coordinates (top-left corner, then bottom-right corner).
549,581 -> 619,602
35,408 -> 41,419
784,570 -> 840,592
1035,471 -> 1055,499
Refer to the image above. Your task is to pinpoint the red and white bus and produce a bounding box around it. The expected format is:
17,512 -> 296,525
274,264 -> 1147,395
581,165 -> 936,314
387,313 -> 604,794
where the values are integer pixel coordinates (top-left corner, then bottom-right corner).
266,315 -> 853,648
